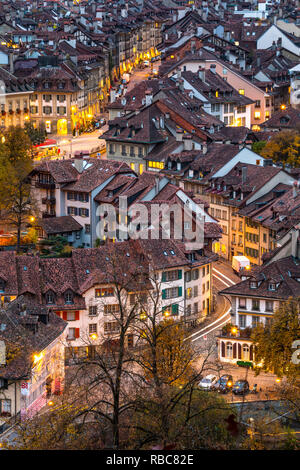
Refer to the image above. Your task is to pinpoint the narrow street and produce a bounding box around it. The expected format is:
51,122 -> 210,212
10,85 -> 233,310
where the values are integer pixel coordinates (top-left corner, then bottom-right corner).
188,259 -> 239,345
56,129 -> 106,158
189,258 -> 283,400
52,61 -> 159,159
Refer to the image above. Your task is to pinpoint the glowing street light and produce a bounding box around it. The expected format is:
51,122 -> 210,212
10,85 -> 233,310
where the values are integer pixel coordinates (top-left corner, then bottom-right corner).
231,326 -> 238,336
29,216 -> 35,223
90,333 -> 98,341
33,352 -> 44,364
48,400 -> 54,406
280,104 -> 286,111
275,378 -> 281,384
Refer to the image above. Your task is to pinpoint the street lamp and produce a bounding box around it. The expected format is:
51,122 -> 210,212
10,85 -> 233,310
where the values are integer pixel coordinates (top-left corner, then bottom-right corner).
231,326 -> 238,336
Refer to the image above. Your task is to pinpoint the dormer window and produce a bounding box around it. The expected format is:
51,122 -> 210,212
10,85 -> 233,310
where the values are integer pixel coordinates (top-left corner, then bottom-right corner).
268,282 -> 276,291
65,290 -> 74,304
46,291 -> 55,305
250,281 -> 257,289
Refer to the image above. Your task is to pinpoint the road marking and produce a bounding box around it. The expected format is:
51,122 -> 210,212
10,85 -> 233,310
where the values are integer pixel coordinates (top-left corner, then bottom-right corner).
191,315 -> 230,342
186,309 -> 231,339
213,268 -> 236,285
212,273 -> 231,288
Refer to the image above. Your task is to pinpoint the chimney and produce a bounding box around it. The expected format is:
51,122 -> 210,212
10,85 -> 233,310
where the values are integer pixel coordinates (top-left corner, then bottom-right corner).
176,128 -> 184,142
176,67 -> 182,79
210,64 -> 216,74
9,52 -> 15,73
155,177 -> 160,195
0,340 -> 6,366
145,90 -> 153,106
198,66 -> 206,82
257,56 -> 261,68
183,134 -> 193,151
242,166 -> 247,183
110,87 -> 116,103
74,153 -> 84,173
291,229 -> 298,258
190,39 -> 196,54
293,181 -> 298,198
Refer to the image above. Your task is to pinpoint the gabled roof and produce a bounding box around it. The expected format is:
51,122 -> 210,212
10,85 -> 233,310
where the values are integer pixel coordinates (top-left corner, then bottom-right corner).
0,297 -> 67,380
220,256 -> 300,300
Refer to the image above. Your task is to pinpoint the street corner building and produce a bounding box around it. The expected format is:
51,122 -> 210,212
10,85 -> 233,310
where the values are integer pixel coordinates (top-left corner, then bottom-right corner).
216,232 -> 300,365
0,296 -> 67,434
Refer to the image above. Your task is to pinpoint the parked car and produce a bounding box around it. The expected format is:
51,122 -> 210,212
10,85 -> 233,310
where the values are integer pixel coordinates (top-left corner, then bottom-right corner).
99,118 -> 106,127
232,379 -> 249,395
212,375 -> 233,393
198,374 -> 218,390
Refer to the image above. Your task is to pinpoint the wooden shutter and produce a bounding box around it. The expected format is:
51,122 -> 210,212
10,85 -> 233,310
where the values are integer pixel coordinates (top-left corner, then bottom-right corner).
75,311 -> 79,321
250,344 -> 253,361
238,343 -> 242,359
233,343 -> 237,359
221,341 -> 225,358
178,286 -> 182,297
177,270 -> 182,279
162,272 -> 166,282
162,289 -> 166,299
172,304 -> 178,315
75,328 -> 80,338
62,311 -> 67,320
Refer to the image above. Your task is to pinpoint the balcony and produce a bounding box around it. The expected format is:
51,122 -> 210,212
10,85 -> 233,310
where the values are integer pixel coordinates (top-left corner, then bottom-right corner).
42,196 -> 56,205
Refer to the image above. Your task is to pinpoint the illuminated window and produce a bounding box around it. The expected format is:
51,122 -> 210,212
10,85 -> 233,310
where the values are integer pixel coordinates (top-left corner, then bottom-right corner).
95,288 -> 114,297
148,161 -> 164,169
239,89 -> 245,95
215,91 -> 219,97
265,111 -> 270,119
130,162 -> 135,171
254,111 -> 261,119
